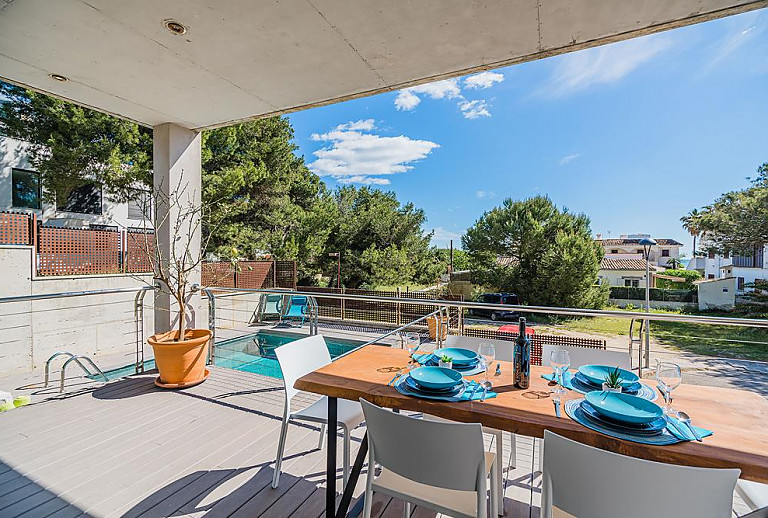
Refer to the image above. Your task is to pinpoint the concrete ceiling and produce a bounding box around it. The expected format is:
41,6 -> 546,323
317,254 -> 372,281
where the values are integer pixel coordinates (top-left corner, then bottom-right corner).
0,0 -> 764,130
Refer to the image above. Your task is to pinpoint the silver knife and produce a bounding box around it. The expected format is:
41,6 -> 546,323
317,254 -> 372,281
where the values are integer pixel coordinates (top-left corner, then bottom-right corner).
664,415 -> 687,439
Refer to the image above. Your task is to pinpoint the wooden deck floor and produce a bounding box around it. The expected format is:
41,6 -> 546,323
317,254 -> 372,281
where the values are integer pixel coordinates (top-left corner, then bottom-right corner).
0,366 -> 543,517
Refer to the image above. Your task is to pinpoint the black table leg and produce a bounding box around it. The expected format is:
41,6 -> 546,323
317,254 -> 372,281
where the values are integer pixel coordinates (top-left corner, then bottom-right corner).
336,433 -> 368,517
326,396 -> 338,517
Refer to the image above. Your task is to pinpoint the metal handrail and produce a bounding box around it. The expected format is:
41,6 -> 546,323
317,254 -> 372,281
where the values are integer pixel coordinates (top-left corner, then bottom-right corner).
203,286 -> 768,328
60,355 -> 108,392
0,286 -> 154,304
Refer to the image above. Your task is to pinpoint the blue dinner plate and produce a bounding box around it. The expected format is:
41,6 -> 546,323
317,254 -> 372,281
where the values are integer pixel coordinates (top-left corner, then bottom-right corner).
584,391 -> 663,425
404,375 -> 462,394
433,348 -> 480,366
579,401 -> 666,434
573,372 -> 642,394
409,366 -> 464,390
578,365 -> 639,388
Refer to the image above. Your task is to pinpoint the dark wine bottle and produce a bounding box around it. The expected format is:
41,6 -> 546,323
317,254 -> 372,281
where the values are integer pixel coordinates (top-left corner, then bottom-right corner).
513,317 -> 530,389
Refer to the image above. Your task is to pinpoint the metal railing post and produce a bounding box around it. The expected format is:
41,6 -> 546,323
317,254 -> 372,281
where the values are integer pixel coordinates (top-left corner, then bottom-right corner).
202,288 -> 216,365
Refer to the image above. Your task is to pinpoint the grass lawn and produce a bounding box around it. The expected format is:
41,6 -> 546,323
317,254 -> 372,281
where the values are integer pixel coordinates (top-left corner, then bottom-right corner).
529,306 -> 768,363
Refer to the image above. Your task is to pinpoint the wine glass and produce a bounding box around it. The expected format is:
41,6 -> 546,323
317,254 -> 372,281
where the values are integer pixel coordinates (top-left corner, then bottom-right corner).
550,348 -> 571,396
478,342 -> 496,381
656,361 -> 682,415
405,332 -> 421,369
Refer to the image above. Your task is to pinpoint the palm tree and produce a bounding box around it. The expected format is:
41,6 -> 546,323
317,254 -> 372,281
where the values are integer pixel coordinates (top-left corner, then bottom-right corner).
680,209 -> 701,257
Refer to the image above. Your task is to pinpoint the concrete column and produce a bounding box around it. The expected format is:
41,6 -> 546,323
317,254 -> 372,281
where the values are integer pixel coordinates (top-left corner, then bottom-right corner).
152,123 -> 202,334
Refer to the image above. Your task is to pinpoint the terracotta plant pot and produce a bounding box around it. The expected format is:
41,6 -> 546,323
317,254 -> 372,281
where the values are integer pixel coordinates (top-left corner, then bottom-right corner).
148,329 -> 211,388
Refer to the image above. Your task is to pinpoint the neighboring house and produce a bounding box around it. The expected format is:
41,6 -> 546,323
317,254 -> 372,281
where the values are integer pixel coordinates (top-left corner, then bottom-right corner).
687,244 -> 767,293
598,257 -> 657,287
595,233 -> 683,268
0,136 -> 152,230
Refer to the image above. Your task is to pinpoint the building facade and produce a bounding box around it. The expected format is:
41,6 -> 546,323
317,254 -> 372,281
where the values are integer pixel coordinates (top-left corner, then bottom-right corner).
687,245 -> 767,292
0,136 -> 151,230
598,257 -> 656,287
596,233 -> 683,268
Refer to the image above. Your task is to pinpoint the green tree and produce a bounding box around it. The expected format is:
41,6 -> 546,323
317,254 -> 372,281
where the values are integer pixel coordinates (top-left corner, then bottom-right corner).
680,209 -> 702,257
692,163 -> 768,255
463,196 -> 607,308
201,118 -> 329,282
323,186 -> 435,288
0,81 -> 152,203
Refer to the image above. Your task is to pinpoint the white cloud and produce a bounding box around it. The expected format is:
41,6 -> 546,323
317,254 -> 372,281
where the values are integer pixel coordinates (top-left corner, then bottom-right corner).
430,227 -> 462,248
540,34 -> 671,97
476,190 -> 495,199
393,75 -> 501,118
395,79 -> 461,111
464,71 -> 505,89
308,120 -> 439,185
705,14 -> 763,71
559,153 -> 581,166
459,99 -> 491,119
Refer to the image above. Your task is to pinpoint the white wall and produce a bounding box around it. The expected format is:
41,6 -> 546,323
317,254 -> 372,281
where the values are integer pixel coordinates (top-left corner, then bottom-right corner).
0,245 -> 155,376
599,269 -> 649,287
697,277 -> 737,310
0,136 -> 151,230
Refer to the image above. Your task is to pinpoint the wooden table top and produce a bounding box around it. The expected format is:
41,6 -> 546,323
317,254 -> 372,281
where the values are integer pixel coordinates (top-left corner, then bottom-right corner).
294,345 -> 768,483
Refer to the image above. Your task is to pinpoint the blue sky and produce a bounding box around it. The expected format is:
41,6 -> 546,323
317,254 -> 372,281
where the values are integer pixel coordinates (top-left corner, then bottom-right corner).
288,10 -> 768,254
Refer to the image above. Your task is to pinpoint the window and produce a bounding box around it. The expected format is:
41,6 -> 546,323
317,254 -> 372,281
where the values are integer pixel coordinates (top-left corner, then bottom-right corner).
733,247 -> 764,268
708,251 -> 715,259
11,169 -> 41,209
61,182 -> 102,215
624,279 -> 639,288
738,277 -> 745,290
708,274 -> 715,279
610,249 -> 619,254
127,190 -> 151,220
661,249 -> 670,257
636,249 -> 644,254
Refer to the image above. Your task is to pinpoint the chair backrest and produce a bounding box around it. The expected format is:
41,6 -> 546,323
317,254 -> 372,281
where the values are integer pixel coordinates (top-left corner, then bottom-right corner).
541,343 -> 631,370
274,335 -> 331,401
541,431 -> 739,518
264,294 -> 282,313
290,295 -> 308,307
360,399 -> 487,492
444,335 -> 514,362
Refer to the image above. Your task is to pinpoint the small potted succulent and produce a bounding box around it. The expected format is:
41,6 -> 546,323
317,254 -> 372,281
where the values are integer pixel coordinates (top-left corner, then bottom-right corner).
438,354 -> 453,369
602,367 -> 624,393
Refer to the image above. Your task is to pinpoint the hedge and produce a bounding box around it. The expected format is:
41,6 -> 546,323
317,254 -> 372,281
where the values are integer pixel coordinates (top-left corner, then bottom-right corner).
609,286 -> 698,303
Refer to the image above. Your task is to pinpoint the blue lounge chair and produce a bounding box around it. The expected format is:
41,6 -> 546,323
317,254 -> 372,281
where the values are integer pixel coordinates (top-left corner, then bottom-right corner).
250,293 -> 284,324
281,296 -> 309,326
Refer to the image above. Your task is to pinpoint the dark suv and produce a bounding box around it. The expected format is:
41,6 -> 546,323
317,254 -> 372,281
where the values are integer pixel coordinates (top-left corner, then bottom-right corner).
470,292 -> 520,321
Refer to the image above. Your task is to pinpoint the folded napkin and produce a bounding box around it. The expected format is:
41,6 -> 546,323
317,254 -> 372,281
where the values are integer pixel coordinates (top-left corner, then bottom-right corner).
542,370 -> 575,390
460,380 -> 497,401
664,415 -> 713,441
412,353 -> 434,365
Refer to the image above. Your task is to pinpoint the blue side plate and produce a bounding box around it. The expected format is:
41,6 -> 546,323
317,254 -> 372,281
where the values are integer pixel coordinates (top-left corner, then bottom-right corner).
578,365 -> 640,387
432,348 -> 480,366
409,366 -> 464,390
584,391 -> 663,425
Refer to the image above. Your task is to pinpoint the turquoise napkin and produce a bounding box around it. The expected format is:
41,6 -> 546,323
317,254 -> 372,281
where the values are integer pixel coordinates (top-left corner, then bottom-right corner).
460,380 -> 497,401
664,415 -> 713,441
412,353 -> 435,365
542,370 -> 575,390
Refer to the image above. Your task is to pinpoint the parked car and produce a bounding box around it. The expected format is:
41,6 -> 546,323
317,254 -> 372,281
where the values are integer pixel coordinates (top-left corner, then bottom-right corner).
469,292 -> 520,321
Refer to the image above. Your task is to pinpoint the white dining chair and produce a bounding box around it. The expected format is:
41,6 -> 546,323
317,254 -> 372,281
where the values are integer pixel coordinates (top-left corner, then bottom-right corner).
360,398 -> 499,518
443,334 -> 514,510
271,334 -> 364,489
736,479 -> 768,515
541,343 -> 632,370
541,430 -> 740,518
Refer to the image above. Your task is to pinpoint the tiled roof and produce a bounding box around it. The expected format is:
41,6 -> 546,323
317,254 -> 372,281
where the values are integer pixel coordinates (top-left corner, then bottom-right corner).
597,238 -> 683,246
600,258 -> 657,271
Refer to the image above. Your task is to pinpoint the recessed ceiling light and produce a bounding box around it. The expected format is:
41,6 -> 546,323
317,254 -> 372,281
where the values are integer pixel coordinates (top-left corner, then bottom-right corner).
49,74 -> 69,82
163,19 -> 187,35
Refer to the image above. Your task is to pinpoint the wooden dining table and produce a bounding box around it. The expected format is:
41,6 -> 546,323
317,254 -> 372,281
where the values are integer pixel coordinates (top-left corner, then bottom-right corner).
294,345 -> 768,518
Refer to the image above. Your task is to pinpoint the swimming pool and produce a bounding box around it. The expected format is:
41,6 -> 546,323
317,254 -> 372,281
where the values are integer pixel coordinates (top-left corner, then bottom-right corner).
96,330 -> 364,381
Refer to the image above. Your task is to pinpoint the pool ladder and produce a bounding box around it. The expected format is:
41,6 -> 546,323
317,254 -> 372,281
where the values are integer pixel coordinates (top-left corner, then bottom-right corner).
44,352 -> 109,393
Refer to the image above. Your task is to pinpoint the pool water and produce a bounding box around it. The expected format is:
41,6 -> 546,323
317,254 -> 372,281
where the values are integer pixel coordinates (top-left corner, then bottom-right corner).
96,331 -> 363,381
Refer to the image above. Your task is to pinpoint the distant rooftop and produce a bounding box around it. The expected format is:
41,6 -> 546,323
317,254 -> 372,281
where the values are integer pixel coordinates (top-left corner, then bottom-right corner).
600,258 -> 657,271
597,238 -> 683,247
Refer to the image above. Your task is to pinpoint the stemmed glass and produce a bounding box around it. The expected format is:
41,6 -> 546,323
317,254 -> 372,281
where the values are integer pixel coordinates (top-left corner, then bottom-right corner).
550,348 -> 571,396
656,361 -> 682,415
404,332 -> 421,371
478,342 -> 496,400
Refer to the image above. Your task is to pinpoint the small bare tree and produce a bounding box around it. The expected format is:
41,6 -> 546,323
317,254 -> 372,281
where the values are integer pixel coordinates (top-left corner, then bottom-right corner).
128,172 -> 234,341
